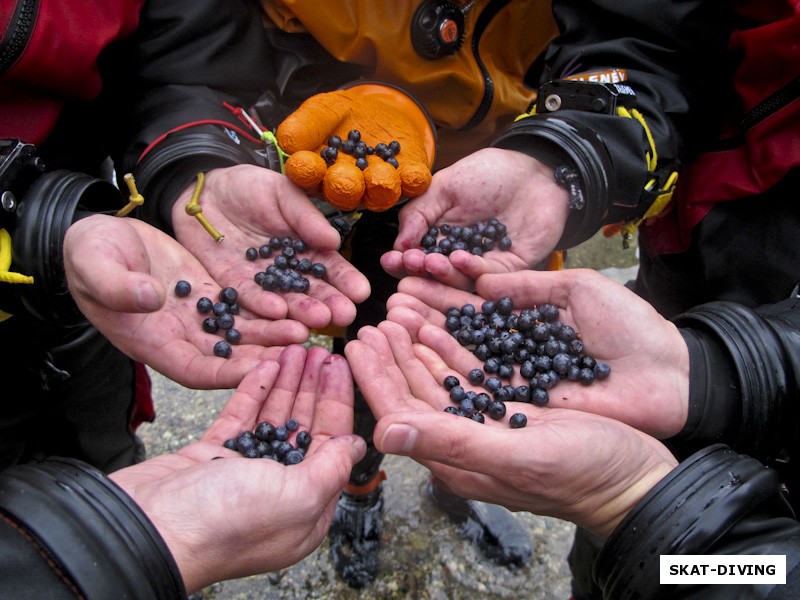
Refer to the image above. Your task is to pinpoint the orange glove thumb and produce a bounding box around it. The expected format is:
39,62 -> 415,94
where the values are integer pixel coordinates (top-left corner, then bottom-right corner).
277,84 -> 436,212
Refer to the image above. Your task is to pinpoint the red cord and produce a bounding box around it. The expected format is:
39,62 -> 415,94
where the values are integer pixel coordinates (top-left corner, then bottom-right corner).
138,119 -> 262,162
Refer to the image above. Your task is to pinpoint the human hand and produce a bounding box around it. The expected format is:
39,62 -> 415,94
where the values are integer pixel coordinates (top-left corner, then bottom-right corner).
110,345 -> 366,594
384,269 -> 690,439
170,165 -> 371,330
63,214 -> 309,389
277,84 -> 436,212
381,148 -> 570,290
345,322 -> 677,539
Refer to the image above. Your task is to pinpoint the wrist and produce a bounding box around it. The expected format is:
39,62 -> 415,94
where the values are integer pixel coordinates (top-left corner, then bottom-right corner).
591,458 -> 677,539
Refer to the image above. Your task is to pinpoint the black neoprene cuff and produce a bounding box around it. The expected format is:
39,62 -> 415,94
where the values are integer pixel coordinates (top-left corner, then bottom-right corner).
667,328 -> 741,457
491,114 -> 611,249
0,458 -> 187,599
671,302 -> 789,457
595,445 -> 784,599
133,126 -> 279,235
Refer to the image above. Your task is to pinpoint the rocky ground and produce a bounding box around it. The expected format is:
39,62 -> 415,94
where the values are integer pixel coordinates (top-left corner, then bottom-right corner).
137,231 -> 639,600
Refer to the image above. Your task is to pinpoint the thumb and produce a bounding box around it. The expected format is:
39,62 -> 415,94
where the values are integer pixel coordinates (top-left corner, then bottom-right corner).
277,90 -> 352,152
374,412 -> 515,475
301,434 -> 367,493
80,261 -> 165,313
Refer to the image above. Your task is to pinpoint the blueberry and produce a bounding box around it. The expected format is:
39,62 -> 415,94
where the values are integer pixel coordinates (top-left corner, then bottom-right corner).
509,413 -> 528,429
275,441 -> 293,459
223,438 -> 237,451
443,375 -> 460,391
213,340 -> 232,359
217,313 -> 235,330
202,317 -> 219,334
286,418 -> 299,432
529,387 -> 549,406
197,297 -> 214,313
255,421 -> 276,442
539,303 -> 560,323
594,362 -> 611,380
470,412 -> 485,424
444,406 -> 460,415
295,430 -> 312,449
175,280 -> 192,297
219,287 -> 238,305
496,296 -> 514,316
484,376 -> 502,393
242,447 -> 260,459
459,398 -> 476,414
578,368 -> 596,385
245,247 -> 259,261
468,368 -> 485,385
310,263 -> 327,279
212,301 -> 229,316
274,426 -> 289,442
236,431 -> 257,452
255,441 -> 271,457
474,393 -> 491,412
449,385 -> 466,403
225,328 -> 241,344
297,258 -> 313,273
487,400 -> 507,420
327,135 -> 342,148
513,385 -> 529,402
291,277 -> 310,293
258,244 -> 272,258
284,449 -> 305,465
348,129 -> 361,143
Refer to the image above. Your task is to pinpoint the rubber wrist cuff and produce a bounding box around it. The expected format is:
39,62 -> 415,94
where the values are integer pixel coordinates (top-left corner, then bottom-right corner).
596,445 -> 783,599
0,458 -> 186,599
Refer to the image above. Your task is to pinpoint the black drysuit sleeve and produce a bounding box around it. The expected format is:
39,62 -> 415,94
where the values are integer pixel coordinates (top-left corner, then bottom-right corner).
492,0 -> 734,249
0,458 -> 187,599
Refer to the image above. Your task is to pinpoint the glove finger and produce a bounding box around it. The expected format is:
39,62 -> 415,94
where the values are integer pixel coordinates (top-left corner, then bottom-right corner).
277,91 -> 352,152
363,159 -> 401,211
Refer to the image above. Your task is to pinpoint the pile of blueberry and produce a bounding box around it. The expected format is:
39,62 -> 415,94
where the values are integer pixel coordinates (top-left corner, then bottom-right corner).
441,295 -> 610,426
247,236 -> 327,294
418,218 -> 512,257
223,418 -> 311,465
191,284 -> 242,359
320,129 -> 401,171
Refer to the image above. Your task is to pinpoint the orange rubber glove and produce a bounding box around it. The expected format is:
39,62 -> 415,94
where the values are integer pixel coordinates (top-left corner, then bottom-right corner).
277,84 -> 436,212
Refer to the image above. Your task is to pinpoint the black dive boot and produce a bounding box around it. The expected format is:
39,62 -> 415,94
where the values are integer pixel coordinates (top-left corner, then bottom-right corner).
427,478 -> 533,567
328,472 -> 386,588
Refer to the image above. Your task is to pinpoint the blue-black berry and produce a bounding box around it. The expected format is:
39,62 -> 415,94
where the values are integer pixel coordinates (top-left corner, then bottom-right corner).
509,413 -> 527,429
175,280 -> 192,297
213,340 -> 232,359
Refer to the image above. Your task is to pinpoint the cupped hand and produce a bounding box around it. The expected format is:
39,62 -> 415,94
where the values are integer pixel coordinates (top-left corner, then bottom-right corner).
381,148 -> 570,290
346,321 -> 677,539
110,345 -> 366,594
64,214 -> 310,389
171,165 -> 371,329
384,269 -> 690,439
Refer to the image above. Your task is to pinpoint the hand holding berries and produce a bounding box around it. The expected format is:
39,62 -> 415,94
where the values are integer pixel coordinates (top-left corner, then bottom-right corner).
344,319 -> 678,541
170,165 -> 370,331
108,347 -> 367,594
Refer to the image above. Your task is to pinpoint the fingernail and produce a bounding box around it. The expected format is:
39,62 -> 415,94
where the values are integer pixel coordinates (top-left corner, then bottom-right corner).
379,424 -> 417,454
